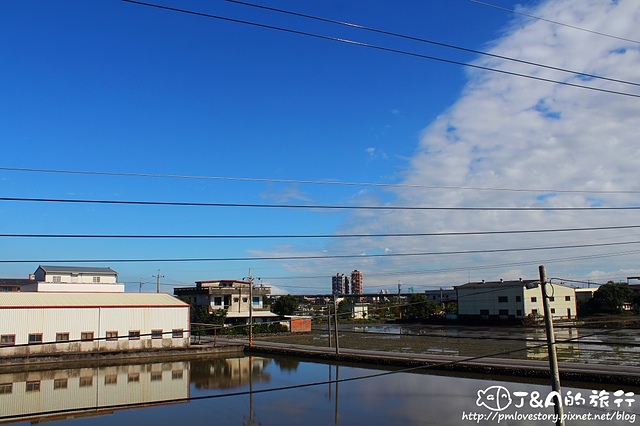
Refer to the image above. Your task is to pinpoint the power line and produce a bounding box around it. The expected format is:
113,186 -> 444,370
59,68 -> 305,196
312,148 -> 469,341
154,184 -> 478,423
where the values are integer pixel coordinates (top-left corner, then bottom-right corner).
3,167 -> 640,194
121,0 -> 640,99
3,196 -> 640,211
469,0 -> 640,45
3,224 -> 640,239
223,0 -> 640,88
1,239 -> 639,264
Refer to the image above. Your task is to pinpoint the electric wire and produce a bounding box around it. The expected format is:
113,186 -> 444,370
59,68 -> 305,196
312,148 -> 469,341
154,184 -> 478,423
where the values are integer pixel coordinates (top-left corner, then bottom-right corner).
4,223 -> 640,239
3,167 -> 640,194
469,0 -> 640,45
2,239 -> 640,264
4,195 -> 640,210
121,0 -> 640,99
223,0 -> 640,88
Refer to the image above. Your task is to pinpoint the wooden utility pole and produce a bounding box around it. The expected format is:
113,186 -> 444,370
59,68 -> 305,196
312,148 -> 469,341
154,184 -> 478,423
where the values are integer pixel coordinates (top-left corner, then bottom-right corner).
539,265 -> 565,426
333,293 -> 340,354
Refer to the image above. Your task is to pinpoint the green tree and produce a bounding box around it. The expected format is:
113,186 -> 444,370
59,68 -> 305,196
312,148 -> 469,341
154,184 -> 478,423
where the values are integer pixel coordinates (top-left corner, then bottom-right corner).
401,294 -> 440,320
272,294 -> 300,316
593,282 -> 634,313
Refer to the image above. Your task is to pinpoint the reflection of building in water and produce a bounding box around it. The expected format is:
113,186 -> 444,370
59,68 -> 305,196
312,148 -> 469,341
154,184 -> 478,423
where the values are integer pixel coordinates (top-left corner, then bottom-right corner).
191,356 -> 272,390
0,362 -> 189,424
525,328 -> 580,361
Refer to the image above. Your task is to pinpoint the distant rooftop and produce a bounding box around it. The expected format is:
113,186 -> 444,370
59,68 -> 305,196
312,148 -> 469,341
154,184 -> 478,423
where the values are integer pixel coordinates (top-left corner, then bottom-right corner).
37,265 -> 118,275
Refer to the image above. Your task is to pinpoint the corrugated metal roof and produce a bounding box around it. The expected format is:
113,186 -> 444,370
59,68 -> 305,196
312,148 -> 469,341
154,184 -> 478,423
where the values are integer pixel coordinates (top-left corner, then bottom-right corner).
38,265 -> 118,275
0,292 -> 188,308
226,311 -> 279,318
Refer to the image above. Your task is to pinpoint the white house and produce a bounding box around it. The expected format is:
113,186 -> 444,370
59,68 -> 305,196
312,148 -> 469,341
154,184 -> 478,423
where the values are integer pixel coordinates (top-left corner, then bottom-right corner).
23,265 -> 124,293
456,279 -> 577,321
174,279 -> 279,324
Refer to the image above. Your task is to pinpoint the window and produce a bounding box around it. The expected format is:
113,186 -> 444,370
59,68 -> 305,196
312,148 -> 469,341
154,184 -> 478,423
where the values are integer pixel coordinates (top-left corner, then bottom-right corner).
81,332 -> 94,342
172,329 -> 184,338
128,373 -> 140,383
106,331 -> 118,341
242,297 -> 248,303
0,383 -> 12,395
26,381 -> 41,392
498,296 -> 508,303
531,297 -> 537,303
551,308 -> 556,314
151,330 -> 163,339
151,371 -> 163,382
531,309 -> 538,315
252,296 -> 260,307
93,276 -> 101,283
1,335 -> 15,346
52,276 -> 62,283
53,379 -> 68,390
213,296 -> 222,306
479,309 -> 489,315
104,375 -> 118,385
499,309 -> 509,316
233,297 -> 239,303
56,333 -> 70,342
128,330 -> 140,340
515,296 -> 522,302
172,370 -> 183,380
28,333 -> 43,345
549,296 -> 555,302
565,296 -> 571,301
79,377 -> 93,387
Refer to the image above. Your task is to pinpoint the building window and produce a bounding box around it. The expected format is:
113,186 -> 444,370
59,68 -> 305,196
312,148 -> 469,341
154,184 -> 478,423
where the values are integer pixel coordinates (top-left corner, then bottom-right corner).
498,296 -> 508,303
551,308 -> 556,314
105,375 -> 118,385
93,276 -> 101,283
26,381 -> 41,392
515,296 -> 522,302
233,297 -> 239,303
106,331 -> 118,341
252,296 -> 260,307
56,333 -> 70,342
479,309 -> 489,315
213,296 -> 222,306
499,309 -> 509,316
151,372 -> 163,382
0,335 -> 15,346
172,370 -> 183,380
531,297 -> 537,303
172,329 -> 184,338
532,309 -> 538,315
151,329 -> 163,339
81,332 -> 94,342
128,330 -> 140,340
52,276 -> 62,283
549,296 -> 555,302
127,373 -> 140,383
28,333 -> 43,345
53,379 -> 68,390
242,297 -> 248,303
79,377 -> 93,387
565,296 -> 571,301
0,383 -> 12,395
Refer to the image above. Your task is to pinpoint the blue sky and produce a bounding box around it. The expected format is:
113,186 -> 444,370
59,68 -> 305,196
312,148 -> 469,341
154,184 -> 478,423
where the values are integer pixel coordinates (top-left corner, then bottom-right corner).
2,0 -> 640,294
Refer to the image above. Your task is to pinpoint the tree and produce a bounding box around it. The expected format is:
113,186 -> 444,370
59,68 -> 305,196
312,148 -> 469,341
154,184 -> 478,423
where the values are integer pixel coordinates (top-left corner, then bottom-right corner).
401,294 -> 441,321
592,282 -> 634,313
272,294 -> 300,316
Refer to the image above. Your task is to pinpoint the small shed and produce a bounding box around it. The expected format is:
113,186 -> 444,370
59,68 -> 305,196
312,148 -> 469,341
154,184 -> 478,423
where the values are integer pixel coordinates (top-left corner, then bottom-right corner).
285,315 -> 312,333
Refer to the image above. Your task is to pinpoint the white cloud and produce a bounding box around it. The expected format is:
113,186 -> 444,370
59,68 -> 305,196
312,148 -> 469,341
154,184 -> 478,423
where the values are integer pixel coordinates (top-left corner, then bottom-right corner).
266,0 -> 640,292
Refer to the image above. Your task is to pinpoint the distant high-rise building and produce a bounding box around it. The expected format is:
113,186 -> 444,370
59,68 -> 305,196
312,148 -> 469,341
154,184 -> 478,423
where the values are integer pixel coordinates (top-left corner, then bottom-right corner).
332,273 -> 346,294
351,270 -> 363,294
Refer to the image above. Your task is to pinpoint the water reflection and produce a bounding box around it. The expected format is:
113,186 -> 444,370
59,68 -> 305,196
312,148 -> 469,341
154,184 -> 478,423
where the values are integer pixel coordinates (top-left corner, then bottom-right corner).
0,355 -> 637,426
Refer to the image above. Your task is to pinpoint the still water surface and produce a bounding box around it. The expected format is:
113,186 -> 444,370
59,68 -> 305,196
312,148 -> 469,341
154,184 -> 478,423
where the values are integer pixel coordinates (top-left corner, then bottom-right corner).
0,355 -> 637,426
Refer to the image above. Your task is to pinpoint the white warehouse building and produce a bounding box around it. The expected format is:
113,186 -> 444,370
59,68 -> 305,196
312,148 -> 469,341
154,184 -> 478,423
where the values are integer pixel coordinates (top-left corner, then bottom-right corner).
0,266 -> 190,357
456,279 -> 577,321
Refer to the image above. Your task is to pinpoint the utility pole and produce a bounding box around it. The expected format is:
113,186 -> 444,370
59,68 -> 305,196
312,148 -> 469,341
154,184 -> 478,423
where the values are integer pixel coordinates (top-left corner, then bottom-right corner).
327,299 -> 332,348
333,292 -> 339,354
153,270 -> 164,294
244,268 -> 254,347
538,265 -> 565,426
